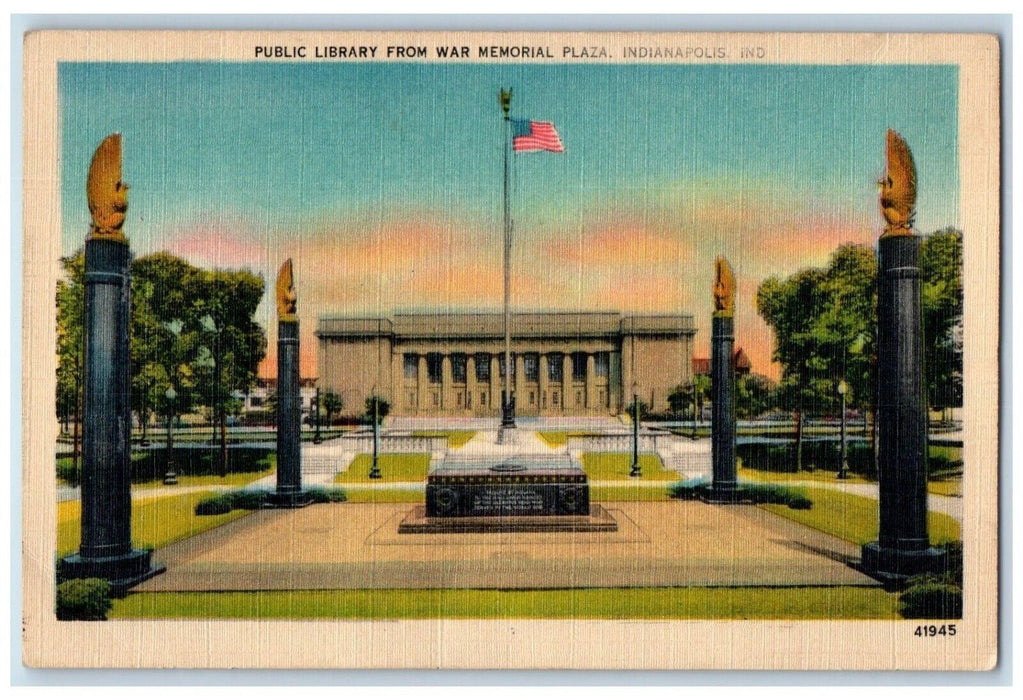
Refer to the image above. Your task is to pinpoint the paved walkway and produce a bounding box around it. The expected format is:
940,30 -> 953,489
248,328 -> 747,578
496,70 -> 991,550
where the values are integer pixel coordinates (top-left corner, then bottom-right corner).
137,500 -> 878,592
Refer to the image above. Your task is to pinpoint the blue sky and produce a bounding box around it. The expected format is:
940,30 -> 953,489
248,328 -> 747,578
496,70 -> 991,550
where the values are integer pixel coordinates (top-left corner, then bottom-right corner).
59,61 -> 960,375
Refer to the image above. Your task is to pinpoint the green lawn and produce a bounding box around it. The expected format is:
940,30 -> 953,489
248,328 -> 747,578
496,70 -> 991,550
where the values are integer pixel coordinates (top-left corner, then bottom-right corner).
110,586 -> 900,620
590,485 -> 674,501
928,480 -> 963,497
57,491 -> 252,557
343,488 -> 425,503
333,454 -> 431,484
738,466 -> 872,485
582,453 -> 678,481
411,430 -> 476,448
536,431 -> 604,448
762,487 -> 961,546
136,468 -> 274,488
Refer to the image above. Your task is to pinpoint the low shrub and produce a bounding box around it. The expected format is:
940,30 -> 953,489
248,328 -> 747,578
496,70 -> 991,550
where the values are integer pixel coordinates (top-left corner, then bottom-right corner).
307,486 -> 347,503
899,581 -> 963,619
56,578 -> 112,621
226,489 -> 269,510
667,480 -> 812,510
194,495 -> 233,515
56,458 -> 80,486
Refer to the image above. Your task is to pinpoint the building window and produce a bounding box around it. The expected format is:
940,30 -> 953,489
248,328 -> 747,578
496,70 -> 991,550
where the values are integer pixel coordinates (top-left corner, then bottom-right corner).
552,390 -> 560,408
480,391 -> 487,406
594,352 -> 610,378
529,390 -> 535,406
451,353 -> 467,383
547,353 -> 564,382
498,353 -> 516,378
599,389 -> 606,407
572,352 -> 587,382
576,390 -> 582,406
404,353 -> 418,379
432,391 -> 439,407
427,353 -> 443,383
524,353 -> 539,382
457,391 -> 463,408
475,353 -> 491,382
251,397 -> 263,407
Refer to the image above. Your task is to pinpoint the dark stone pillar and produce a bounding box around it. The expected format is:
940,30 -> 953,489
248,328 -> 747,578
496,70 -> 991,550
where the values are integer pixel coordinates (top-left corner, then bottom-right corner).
57,238 -> 163,592
268,319 -> 310,507
862,234 -> 943,582
706,314 -> 738,501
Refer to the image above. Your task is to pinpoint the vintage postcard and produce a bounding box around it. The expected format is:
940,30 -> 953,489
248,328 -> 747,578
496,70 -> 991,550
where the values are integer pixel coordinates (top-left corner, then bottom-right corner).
20,30 -> 1000,670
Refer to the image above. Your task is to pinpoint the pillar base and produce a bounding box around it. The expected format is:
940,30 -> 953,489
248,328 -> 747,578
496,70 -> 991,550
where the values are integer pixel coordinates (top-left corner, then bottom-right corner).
860,541 -> 947,586
57,550 -> 165,595
699,484 -> 754,504
264,490 -> 314,509
496,427 -> 520,445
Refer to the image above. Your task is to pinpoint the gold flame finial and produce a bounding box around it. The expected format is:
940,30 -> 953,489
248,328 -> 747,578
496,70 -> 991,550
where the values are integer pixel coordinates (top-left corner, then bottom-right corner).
879,129 -> 917,236
86,133 -> 129,241
276,259 -> 297,322
713,256 -> 735,317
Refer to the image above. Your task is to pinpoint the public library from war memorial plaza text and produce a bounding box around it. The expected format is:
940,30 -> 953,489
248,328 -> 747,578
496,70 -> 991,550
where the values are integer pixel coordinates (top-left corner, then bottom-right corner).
316,311 -> 695,417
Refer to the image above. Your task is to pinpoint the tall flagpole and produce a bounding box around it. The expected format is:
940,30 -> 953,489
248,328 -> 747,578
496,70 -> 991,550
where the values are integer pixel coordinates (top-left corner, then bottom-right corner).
499,88 -> 516,436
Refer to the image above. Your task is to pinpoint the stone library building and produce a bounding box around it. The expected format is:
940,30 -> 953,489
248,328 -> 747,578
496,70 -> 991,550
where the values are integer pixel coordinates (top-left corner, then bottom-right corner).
316,311 -> 697,417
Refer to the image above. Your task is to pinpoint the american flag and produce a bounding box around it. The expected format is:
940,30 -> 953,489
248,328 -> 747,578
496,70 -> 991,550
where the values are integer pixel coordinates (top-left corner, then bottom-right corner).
511,119 -> 565,153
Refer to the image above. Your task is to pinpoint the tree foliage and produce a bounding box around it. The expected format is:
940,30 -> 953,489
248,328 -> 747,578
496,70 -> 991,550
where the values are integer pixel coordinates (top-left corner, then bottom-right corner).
756,231 -> 964,425
56,250 -> 267,473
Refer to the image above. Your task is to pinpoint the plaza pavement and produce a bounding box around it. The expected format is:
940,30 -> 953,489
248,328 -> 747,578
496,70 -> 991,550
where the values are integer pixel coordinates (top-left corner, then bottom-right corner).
136,499 -> 878,592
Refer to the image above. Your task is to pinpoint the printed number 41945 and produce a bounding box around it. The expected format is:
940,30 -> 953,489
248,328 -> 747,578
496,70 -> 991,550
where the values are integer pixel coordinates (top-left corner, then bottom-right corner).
915,625 -> 957,637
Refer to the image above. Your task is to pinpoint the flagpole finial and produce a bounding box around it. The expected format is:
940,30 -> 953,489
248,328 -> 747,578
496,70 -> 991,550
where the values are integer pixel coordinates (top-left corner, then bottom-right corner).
500,88 -> 512,118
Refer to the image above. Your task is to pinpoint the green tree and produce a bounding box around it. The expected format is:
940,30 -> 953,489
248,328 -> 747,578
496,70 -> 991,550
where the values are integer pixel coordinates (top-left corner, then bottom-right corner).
321,391 -> 343,425
736,373 -> 776,419
921,228 -> 964,420
364,395 -> 391,425
192,268 -> 267,475
757,267 -> 830,469
55,252 -> 85,469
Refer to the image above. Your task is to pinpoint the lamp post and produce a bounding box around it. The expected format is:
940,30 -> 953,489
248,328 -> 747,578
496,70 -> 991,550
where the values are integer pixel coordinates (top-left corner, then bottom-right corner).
163,386 -> 178,485
313,387 -> 322,444
369,393 -> 382,479
837,380 -> 849,480
630,386 -> 642,478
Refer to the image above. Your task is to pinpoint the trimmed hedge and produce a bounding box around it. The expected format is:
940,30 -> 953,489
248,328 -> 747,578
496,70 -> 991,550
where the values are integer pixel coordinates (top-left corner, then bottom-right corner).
306,486 -> 347,503
899,580 -> 963,619
56,578 -> 112,621
194,486 -> 347,515
668,480 -> 813,510
128,447 -> 273,483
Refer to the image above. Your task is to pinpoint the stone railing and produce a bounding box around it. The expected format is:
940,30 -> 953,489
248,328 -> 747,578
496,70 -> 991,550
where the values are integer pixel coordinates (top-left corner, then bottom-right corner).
566,433 -> 673,454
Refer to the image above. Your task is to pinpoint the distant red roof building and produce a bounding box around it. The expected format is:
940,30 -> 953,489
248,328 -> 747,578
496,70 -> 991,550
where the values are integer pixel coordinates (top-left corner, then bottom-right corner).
692,348 -> 751,376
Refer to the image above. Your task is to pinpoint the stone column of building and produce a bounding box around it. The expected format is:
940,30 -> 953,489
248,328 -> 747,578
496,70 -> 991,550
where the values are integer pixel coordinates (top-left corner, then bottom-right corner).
514,354 -> 525,410
585,353 -> 596,410
562,353 -> 573,413
391,352 -> 404,413
441,354 -> 453,412
416,354 -> 428,415
58,134 -> 163,592
490,355 -> 501,412
465,354 -> 476,413
538,354 -> 550,413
